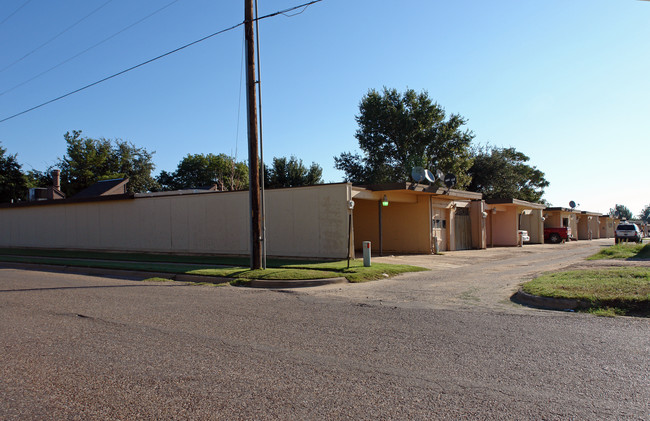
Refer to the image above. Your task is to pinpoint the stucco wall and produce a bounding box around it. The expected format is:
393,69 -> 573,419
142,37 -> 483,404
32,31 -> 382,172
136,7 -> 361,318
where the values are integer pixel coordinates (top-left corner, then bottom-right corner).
353,196 -> 431,254
487,207 -> 518,246
520,209 -> 544,244
599,216 -> 614,238
0,184 -> 351,259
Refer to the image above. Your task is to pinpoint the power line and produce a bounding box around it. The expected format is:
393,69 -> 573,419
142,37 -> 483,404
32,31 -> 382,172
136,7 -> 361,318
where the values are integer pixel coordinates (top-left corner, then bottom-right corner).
0,0 -> 116,74
0,0 -> 181,97
0,0 -> 33,26
0,0 -> 323,124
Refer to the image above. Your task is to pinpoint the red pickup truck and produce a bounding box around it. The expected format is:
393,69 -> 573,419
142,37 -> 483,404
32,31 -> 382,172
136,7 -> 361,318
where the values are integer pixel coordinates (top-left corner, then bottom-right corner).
544,227 -> 571,243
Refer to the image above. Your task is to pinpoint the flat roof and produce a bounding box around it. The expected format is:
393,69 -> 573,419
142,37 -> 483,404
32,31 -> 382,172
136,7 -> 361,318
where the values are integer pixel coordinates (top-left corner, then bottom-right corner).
355,182 -> 482,200
485,198 -> 546,209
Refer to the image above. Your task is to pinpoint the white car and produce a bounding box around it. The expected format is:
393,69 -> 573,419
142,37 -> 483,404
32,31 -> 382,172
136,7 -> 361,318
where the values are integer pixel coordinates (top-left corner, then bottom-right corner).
518,230 -> 530,243
615,223 -> 642,244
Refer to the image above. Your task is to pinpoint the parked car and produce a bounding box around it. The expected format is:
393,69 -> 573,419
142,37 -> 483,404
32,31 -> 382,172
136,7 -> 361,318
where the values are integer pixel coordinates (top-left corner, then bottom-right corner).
544,227 -> 571,244
518,230 -> 530,244
614,223 -> 642,244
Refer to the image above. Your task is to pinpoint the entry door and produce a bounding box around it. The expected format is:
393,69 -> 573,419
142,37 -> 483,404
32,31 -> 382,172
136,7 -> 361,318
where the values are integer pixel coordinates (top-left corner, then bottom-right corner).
454,207 -> 472,250
431,206 -> 448,252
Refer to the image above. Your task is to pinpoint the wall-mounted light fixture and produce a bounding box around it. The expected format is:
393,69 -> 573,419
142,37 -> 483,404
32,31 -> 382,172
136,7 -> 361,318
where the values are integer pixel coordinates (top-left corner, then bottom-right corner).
382,195 -> 389,207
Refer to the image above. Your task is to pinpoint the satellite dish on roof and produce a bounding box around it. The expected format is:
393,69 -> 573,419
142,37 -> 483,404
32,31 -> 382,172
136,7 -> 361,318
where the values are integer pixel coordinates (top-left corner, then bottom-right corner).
423,169 -> 435,183
444,173 -> 457,189
569,200 -> 577,209
411,167 -> 426,183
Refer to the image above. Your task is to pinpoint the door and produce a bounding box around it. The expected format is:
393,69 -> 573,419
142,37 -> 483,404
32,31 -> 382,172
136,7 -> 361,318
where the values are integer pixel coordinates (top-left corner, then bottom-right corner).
454,207 -> 472,250
431,206 -> 448,252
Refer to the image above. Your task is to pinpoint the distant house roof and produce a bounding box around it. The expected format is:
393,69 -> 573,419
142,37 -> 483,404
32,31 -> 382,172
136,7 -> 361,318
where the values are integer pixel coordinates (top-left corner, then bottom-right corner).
73,178 -> 129,198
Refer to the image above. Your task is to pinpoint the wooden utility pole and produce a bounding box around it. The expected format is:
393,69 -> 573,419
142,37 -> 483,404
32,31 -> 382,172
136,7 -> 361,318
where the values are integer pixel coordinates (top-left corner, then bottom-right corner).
245,0 -> 262,269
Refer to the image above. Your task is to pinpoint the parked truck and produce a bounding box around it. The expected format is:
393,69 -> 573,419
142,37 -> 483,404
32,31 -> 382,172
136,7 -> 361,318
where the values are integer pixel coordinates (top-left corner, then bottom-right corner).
544,227 -> 571,243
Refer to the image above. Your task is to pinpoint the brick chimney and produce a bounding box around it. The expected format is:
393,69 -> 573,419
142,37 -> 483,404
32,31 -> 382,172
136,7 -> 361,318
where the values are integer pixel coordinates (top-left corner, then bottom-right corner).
52,169 -> 61,191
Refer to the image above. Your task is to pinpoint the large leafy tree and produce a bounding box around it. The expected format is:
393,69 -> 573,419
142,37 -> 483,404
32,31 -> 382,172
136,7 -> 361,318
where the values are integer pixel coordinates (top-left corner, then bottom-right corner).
57,130 -> 158,196
640,204 -> 650,223
609,204 -> 633,220
467,145 -> 549,202
264,156 -> 323,188
0,142 -> 27,203
157,153 -> 248,191
335,88 -> 474,188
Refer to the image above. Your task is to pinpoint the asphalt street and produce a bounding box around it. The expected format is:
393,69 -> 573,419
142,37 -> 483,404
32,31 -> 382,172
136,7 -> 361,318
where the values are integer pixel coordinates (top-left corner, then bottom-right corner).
1,243 -> 649,420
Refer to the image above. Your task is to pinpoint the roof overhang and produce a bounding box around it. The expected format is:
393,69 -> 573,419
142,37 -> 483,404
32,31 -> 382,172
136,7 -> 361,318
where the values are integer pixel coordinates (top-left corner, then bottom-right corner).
352,182 -> 482,202
485,198 -> 546,210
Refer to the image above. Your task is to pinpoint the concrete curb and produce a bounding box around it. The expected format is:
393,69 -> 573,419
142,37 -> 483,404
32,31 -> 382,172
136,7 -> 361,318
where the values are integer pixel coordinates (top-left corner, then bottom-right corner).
512,288 -> 590,312
250,277 -> 348,288
0,261 -> 348,288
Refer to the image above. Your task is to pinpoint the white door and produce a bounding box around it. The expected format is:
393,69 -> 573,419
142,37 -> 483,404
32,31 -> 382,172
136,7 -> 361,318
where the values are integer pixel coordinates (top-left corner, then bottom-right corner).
431,206 -> 448,252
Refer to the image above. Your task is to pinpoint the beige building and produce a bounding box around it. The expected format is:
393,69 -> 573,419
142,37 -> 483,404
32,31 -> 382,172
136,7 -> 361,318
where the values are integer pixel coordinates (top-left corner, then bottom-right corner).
544,207 -> 579,241
485,199 -> 546,246
1,183 -> 355,259
350,183 -> 485,254
599,215 -> 616,238
577,211 -> 602,240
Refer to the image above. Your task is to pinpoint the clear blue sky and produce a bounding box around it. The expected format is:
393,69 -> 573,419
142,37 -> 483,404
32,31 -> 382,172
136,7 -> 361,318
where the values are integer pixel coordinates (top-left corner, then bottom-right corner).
1,0 -> 648,216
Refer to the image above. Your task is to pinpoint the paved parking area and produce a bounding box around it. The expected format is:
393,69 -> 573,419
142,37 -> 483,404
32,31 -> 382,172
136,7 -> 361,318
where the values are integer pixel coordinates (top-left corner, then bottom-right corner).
306,238 -> 621,312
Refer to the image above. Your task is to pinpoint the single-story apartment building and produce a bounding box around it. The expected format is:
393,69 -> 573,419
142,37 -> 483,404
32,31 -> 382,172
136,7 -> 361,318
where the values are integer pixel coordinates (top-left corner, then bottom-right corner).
577,211 -> 602,240
484,199 -> 546,246
599,215 -> 616,238
544,207 -> 580,241
350,183 -> 485,254
0,180 -> 562,259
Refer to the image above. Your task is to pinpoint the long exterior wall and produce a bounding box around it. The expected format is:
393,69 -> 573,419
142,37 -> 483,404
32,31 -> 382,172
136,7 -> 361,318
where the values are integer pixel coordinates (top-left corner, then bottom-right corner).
0,184 -> 351,259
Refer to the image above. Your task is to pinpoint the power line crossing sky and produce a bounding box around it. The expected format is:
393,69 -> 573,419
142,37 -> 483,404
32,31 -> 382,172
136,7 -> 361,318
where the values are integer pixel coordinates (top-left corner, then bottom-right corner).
0,0 -> 648,215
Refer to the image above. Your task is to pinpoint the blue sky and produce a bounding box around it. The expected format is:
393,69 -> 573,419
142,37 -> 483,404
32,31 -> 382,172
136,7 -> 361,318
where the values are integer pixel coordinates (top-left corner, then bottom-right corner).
1,0 -> 648,216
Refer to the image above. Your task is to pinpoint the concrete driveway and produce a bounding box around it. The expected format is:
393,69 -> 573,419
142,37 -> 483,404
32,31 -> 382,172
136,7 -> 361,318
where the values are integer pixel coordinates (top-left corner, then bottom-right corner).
307,238 -> 620,313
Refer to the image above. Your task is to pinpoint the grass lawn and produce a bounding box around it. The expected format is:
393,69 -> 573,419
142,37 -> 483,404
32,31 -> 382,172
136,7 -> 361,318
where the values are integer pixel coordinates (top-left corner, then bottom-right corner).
588,243 -> 650,260
0,248 -> 427,284
523,268 -> 650,317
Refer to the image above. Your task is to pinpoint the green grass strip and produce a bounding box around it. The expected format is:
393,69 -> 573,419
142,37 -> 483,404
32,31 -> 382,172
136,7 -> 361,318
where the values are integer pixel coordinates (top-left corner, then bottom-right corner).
588,243 -> 650,260
0,250 -> 427,283
523,268 -> 650,317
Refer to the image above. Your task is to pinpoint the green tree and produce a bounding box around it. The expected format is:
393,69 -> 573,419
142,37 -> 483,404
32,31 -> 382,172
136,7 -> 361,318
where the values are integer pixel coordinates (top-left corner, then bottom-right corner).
57,130 -> 158,196
335,87 -> 474,188
24,169 -> 52,189
157,153 -> 248,191
264,156 -> 323,188
0,143 -> 27,203
467,145 -> 549,202
609,204 -> 633,220
640,204 -> 650,223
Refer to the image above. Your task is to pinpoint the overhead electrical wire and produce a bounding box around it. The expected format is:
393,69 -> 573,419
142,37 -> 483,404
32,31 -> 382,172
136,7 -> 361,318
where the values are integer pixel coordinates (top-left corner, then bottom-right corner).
0,0 -> 182,97
1,0 -> 117,74
0,0 -> 322,124
0,0 -> 33,26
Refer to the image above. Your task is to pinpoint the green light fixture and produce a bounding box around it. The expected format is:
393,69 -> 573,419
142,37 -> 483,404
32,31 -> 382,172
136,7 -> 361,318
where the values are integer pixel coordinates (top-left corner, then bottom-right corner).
382,195 -> 389,207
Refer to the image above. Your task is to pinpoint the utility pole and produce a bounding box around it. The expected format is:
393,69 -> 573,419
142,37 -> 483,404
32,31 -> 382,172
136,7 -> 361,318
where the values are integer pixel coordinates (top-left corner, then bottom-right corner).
245,0 -> 262,269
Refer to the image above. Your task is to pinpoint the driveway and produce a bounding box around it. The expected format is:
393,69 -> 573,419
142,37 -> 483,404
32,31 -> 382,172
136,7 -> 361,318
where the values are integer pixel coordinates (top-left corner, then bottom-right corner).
306,238 -> 622,313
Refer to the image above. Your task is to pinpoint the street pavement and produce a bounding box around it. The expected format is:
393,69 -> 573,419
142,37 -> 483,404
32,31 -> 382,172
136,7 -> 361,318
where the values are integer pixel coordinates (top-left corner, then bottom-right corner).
1,241 -> 648,420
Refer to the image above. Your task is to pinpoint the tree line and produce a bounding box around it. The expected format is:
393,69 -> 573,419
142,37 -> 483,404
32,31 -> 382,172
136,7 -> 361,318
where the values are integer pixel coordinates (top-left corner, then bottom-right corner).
2,87 -> 648,220
0,130 -> 323,200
